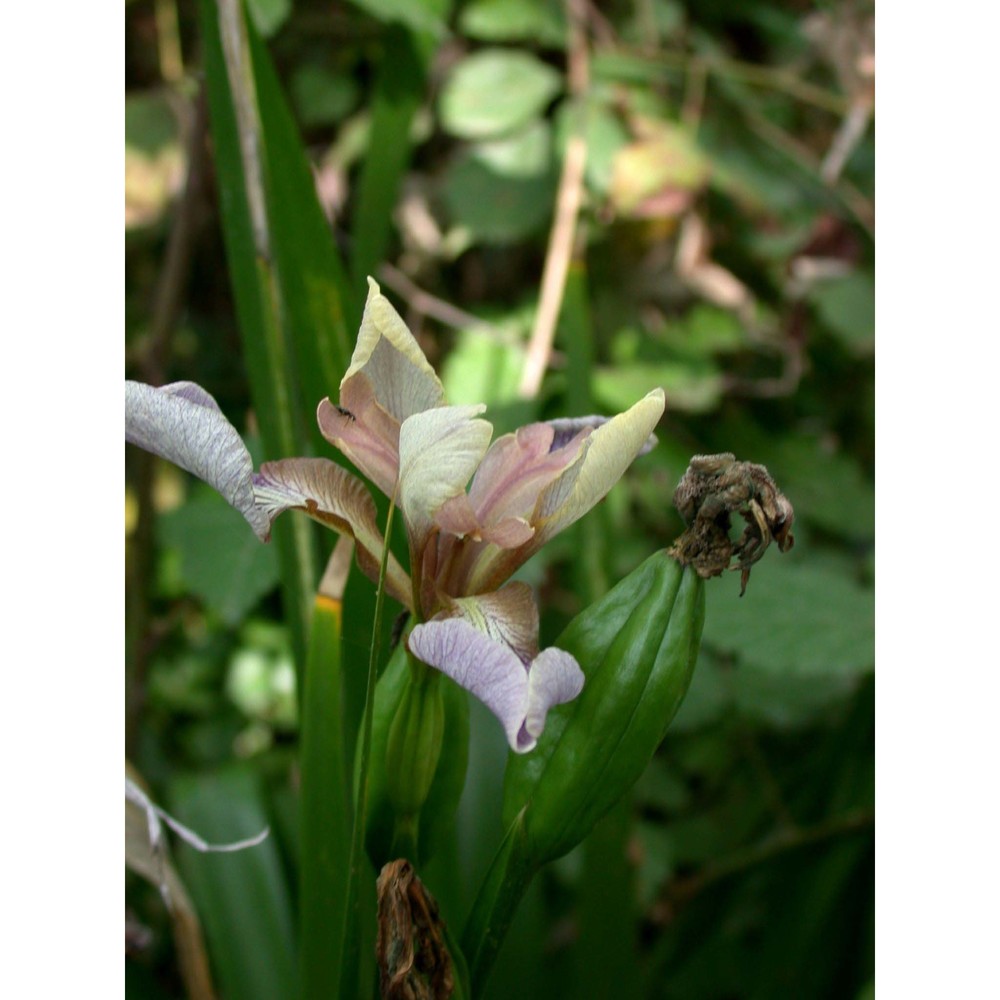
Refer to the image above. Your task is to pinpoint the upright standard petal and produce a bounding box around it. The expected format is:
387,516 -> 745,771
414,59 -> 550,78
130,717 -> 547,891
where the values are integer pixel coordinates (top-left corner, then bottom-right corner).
253,458 -> 413,609
435,391 -> 666,595
408,618 -> 584,754
125,380 -> 270,541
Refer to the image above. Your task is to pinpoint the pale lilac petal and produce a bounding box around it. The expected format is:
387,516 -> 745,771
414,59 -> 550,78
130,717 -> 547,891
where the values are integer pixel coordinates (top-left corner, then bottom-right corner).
408,613 -> 584,753
253,458 -> 413,609
523,647 -> 585,746
125,380 -> 270,541
408,618 -> 528,751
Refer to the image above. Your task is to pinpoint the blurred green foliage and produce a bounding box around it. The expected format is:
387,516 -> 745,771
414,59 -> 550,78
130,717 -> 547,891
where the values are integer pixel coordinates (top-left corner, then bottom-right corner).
126,0 -> 873,996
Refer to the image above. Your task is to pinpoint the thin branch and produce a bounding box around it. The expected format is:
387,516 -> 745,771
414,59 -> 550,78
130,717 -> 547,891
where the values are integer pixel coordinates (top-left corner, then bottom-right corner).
741,103 -> 874,239
518,0 -> 590,399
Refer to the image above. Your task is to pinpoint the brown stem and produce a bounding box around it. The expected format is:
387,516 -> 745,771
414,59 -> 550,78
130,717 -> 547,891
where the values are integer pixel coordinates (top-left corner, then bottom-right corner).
518,0 -> 590,399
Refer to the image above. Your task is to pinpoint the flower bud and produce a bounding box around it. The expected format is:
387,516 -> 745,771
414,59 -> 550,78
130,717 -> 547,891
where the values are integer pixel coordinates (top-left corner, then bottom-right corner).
363,644 -> 469,867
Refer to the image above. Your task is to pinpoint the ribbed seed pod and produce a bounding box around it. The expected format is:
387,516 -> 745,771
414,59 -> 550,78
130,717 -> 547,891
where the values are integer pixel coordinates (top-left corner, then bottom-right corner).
502,550 -> 705,864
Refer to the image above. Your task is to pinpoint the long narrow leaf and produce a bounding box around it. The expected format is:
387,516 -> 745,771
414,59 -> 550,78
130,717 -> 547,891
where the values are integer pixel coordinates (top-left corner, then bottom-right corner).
299,540 -> 354,1000
200,0 -> 319,664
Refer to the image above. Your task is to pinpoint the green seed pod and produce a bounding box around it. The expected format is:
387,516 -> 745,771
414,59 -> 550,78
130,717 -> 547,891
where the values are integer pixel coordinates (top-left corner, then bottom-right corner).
502,550 -> 704,864
363,643 -> 470,867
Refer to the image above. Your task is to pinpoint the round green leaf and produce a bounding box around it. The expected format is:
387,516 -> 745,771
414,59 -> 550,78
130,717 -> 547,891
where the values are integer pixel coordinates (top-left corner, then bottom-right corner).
439,48 -> 562,139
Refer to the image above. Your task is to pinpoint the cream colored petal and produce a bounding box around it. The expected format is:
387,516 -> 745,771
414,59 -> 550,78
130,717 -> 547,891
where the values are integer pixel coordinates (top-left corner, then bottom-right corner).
533,388 -> 665,543
397,405 -> 493,550
344,277 -> 444,420
253,457 -> 412,609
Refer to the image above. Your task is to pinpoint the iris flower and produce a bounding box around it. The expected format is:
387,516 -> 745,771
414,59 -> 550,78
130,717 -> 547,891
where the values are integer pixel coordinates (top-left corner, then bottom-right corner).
126,279 -> 664,752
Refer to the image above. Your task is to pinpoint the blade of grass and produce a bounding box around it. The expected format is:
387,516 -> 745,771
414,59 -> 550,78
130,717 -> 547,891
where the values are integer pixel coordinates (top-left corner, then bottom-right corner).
299,539 -> 354,1000
169,767 -> 297,1000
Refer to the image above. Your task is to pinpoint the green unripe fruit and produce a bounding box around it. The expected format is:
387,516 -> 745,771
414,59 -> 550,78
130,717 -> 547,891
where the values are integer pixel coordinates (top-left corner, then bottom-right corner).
503,550 -> 704,864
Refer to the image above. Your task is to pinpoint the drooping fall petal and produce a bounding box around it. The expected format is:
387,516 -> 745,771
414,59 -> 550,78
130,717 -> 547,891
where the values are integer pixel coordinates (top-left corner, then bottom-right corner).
407,617 -> 584,753
125,380 -> 270,541
253,458 -> 412,609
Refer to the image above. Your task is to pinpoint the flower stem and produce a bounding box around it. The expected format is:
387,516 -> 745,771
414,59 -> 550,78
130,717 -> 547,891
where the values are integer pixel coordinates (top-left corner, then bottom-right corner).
460,813 -> 538,996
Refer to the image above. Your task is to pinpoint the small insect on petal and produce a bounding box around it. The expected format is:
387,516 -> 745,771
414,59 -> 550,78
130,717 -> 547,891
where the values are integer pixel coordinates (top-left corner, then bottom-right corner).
335,405 -> 356,423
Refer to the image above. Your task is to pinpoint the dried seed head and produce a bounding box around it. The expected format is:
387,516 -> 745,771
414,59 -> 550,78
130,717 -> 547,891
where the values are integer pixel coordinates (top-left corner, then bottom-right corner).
669,454 -> 794,593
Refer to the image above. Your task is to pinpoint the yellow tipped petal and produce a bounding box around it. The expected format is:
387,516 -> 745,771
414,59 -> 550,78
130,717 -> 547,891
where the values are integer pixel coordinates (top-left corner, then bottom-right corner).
535,388 -> 665,542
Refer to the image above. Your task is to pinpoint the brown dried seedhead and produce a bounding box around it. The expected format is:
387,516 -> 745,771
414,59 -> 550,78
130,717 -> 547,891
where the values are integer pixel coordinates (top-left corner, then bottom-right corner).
376,860 -> 454,1000
669,453 -> 794,594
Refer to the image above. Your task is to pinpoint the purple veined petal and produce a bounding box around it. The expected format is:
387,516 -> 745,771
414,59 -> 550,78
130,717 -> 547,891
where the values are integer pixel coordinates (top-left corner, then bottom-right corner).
125,380 -> 270,541
409,618 -> 528,751
407,617 -> 584,754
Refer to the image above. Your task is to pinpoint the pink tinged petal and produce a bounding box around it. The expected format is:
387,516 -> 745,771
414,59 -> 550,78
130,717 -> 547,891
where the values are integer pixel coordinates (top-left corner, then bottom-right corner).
523,647 -> 585,746
252,457 -> 413,610
468,422 -> 588,527
317,377 -> 401,498
434,493 -> 535,547
345,277 -> 444,421
408,618 -> 584,754
125,380 -> 270,541
397,405 -> 493,550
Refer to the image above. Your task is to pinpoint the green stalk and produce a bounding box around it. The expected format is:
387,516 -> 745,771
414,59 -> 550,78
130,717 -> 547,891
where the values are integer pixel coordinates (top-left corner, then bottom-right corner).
460,815 -> 538,996
340,494 -> 398,998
